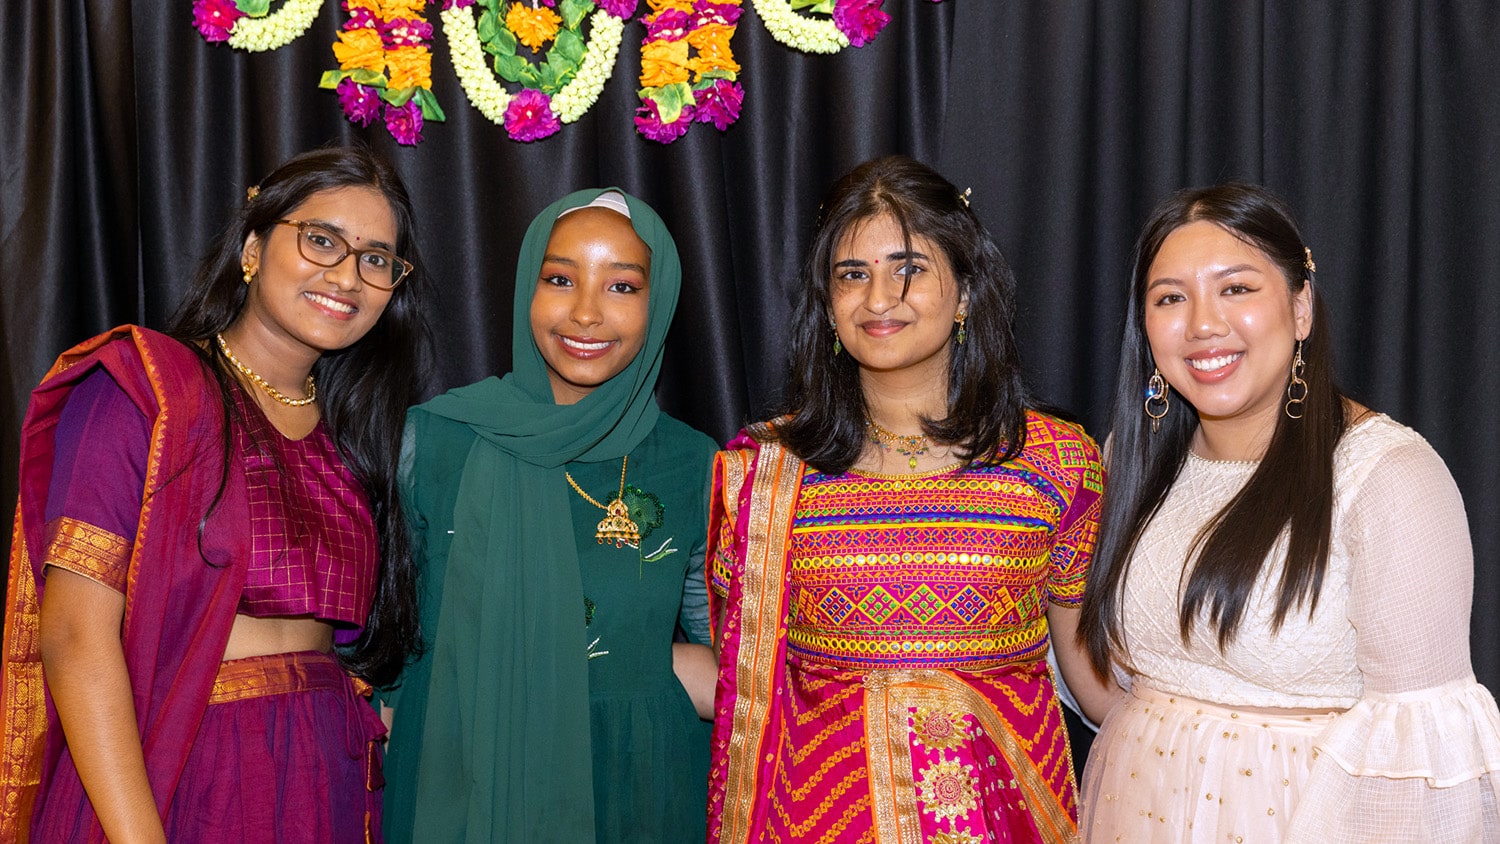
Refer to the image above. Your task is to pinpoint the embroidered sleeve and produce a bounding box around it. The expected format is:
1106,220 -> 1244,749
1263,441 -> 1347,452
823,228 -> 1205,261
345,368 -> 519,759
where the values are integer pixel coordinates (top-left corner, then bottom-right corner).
41,367 -> 149,592
1046,425 -> 1104,607
707,451 -> 740,599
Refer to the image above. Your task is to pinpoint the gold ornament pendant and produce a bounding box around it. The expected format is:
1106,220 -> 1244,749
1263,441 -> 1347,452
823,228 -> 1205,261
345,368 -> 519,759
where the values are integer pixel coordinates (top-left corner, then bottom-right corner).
595,498 -> 641,547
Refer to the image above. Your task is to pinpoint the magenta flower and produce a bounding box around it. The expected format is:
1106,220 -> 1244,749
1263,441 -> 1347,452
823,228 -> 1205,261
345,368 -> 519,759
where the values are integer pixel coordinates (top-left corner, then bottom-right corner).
832,0 -> 890,48
503,89 -> 561,142
693,0 -> 743,27
344,6 -> 377,29
381,17 -> 434,48
442,0 -> 476,9
598,0 -> 637,17
694,80 -> 743,131
645,9 -> 690,40
384,100 -> 425,146
192,0 -> 244,43
337,78 -> 383,127
635,98 -> 695,144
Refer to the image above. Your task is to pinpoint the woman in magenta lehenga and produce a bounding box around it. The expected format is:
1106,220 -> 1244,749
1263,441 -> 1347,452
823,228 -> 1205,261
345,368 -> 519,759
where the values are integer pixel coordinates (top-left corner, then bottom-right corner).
0,147 -> 429,842
706,156 -> 1117,844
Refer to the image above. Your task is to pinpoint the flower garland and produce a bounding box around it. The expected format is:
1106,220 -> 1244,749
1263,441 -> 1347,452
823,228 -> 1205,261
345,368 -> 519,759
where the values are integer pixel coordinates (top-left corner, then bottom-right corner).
193,0 -> 326,52
442,0 -> 629,142
634,0 -> 744,143
320,1 -> 446,145
751,0 -> 894,53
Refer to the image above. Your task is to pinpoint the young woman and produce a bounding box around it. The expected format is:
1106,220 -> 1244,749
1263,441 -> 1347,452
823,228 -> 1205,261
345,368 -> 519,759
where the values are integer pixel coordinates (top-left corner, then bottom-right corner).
1078,183 -> 1500,842
0,146 -> 429,841
707,156 -> 1113,844
382,189 -> 717,843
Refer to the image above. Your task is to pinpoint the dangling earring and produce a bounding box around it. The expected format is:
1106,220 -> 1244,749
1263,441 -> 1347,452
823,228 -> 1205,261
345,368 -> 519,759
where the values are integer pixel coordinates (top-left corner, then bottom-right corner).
242,263 -> 255,285
954,311 -> 967,345
1144,368 -> 1170,433
1284,340 -> 1308,419
830,318 -> 842,356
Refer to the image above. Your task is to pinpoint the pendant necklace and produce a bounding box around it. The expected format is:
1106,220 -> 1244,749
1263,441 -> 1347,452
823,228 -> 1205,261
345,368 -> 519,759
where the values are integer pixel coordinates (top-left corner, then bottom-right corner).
565,456 -> 640,547
866,419 -> 931,470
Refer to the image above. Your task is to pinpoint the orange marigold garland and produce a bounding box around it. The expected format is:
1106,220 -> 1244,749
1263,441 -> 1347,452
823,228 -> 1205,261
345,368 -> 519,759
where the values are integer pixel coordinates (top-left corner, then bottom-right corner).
320,0 -> 446,145
635,0 -> 743,143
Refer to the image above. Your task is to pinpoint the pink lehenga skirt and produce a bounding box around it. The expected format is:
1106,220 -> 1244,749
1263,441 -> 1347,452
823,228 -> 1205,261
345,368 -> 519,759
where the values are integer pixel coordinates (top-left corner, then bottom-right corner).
1079,684 -> 1338,843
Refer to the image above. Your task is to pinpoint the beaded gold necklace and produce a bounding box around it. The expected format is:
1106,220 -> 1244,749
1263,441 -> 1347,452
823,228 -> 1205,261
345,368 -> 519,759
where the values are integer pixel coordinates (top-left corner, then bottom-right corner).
866,419 -> 930,470
215,333 -> 317,407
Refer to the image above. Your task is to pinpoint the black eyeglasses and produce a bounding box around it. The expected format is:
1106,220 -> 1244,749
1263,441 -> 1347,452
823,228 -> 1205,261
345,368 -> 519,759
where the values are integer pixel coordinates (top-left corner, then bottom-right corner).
275,219 -> 413,290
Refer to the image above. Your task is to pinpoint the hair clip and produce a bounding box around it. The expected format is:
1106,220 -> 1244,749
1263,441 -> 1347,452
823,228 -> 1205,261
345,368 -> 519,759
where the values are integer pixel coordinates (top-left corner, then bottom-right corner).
959,187 -> 972,209
1303,246 -> 1316,273
246,185 -> 261,202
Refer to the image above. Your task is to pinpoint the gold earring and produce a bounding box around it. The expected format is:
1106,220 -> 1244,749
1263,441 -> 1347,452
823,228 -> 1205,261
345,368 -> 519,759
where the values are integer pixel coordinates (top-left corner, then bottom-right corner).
830,318 -> 842,356
1144,368 -> 1170,433
954,311 -> 967,345
242,263 -> 255,285
1284,340 -> 1308,419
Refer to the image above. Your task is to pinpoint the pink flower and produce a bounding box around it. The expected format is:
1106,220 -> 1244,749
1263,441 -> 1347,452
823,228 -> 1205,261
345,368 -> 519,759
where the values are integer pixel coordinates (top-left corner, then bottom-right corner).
503,89 -> 561,142
442,0 -> 476,9
344,7 -> 377,29
384,100 -> 425,145
832,0 -> 890,48
694,79 -> 743,131
693,0 -> 742,27
598,0 -> 637,17
645,9 -> 690,40
381,17 -> 434,48
192,0 -> 244,43
337,78 -> 383,127
634,98 -> 695,144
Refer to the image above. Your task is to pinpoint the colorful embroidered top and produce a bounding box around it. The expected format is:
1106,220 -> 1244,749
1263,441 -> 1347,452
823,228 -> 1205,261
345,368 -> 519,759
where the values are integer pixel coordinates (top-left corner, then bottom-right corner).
713,412 -> 1103,672
42,368 -> 377,638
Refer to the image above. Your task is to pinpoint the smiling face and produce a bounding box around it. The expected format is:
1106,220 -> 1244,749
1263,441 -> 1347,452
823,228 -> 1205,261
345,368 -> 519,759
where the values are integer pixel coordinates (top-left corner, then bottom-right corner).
829,213 -> 968,381
1143,220 -> 1312,436
529,207 -> 652,405
236,185 -> 397,357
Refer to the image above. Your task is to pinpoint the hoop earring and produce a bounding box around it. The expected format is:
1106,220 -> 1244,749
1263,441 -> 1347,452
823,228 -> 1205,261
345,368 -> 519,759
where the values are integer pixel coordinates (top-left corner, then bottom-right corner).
242,264 -> 255,285
1284,340 -> 1308,419
1144,368 -> 1170,433
954,311 -> 967,345
830,318 -> 842,356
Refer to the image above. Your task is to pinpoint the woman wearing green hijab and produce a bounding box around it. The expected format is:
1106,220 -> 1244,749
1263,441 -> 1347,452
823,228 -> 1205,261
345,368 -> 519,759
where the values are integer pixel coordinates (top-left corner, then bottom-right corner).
382,189 -> 717,842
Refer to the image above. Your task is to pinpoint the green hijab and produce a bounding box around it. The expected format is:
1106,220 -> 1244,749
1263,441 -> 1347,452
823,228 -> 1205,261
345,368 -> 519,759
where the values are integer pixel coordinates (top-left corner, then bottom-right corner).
398,189 -> 682,841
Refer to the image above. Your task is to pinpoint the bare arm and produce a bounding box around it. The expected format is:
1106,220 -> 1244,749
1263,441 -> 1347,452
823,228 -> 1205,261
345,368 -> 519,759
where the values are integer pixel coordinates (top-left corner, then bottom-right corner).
1046,603 -> 1123,725
39,568 -> 166,844
672,642 -> 717,720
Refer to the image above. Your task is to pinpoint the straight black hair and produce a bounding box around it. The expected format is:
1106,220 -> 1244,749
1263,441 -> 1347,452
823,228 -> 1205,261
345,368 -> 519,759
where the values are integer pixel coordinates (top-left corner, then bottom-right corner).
1079,182 -> 1346,676
165,145 -> 431,686
770,155 -> 1028,471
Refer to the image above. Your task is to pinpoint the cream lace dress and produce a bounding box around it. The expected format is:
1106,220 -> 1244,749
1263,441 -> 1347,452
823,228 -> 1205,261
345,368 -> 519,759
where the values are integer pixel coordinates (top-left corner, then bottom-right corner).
1079,414 -> 1500,843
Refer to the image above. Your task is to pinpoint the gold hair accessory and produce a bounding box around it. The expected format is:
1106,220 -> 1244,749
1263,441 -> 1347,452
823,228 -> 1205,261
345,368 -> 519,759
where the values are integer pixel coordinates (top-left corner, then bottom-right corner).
246,185 -> 260,202
1303,246 -> 1316,273
867,419 -> 930,470
242,263 -> 255,285
215,333 -> 316,407
959,187 -> 972,208
566,457 -> 640,547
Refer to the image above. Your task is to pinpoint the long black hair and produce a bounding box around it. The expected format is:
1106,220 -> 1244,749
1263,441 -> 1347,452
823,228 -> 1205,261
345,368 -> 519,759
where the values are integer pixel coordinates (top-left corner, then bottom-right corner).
1079,182 -> 1346,676
165,145 -> 431,686
771,155 -> 1028,473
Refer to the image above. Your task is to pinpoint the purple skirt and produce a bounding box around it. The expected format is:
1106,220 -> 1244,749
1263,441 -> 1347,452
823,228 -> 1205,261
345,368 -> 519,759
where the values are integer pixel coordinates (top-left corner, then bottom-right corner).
164,651 -> 386,842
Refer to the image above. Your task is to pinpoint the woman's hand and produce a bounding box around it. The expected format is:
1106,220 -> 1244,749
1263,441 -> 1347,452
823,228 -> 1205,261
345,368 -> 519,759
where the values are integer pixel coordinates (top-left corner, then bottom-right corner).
671,642 -> 717,720
1047,603 -> 1125,725
39,568 -> 167,844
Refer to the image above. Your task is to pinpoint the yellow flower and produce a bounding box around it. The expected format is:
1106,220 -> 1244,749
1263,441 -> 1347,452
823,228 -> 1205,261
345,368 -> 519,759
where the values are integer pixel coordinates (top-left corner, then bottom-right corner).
506,2 -> 562,52
648,0 -> 696,13
386,46 -> 432,90
640,38 -> 691,88
381,0 -> 428,18
687,23 -> 739,79
345,0 -> 381,14
333,27 -> 386,74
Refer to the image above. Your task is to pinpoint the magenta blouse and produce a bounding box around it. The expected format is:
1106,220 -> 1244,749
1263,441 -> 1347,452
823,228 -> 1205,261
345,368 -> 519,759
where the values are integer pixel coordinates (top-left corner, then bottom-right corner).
44,367 -> 377,640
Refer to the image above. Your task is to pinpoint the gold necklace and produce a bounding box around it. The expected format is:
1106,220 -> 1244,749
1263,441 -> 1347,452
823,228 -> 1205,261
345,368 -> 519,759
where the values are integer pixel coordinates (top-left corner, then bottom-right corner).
215,334 -> 317,407
565,456 -> 640,547
866,419 -> 930,470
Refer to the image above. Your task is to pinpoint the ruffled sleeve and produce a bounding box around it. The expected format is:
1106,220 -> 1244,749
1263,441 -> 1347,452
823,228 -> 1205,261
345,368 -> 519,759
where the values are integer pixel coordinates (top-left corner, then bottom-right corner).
1288,435 -> 1500,842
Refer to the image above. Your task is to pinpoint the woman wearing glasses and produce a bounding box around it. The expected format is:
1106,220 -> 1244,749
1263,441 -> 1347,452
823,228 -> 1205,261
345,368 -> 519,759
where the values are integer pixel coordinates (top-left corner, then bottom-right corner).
0,146 -> 429,842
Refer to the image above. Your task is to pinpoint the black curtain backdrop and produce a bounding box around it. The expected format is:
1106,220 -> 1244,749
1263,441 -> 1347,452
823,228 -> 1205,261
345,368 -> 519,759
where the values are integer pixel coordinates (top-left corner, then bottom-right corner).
3,2 -> 1497,692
